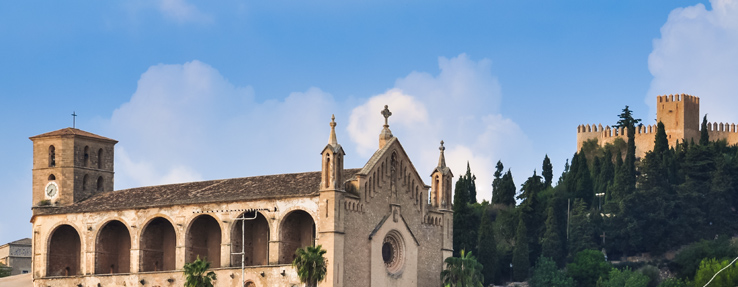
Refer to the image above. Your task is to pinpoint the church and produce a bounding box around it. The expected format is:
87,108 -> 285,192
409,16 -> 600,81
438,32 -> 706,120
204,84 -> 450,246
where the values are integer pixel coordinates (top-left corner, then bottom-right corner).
28,106 -> 454,287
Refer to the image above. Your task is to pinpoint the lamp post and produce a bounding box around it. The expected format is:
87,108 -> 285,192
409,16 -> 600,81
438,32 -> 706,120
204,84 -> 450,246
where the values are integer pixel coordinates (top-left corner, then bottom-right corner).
510,263 -> 513,283
194,207 -> 275,287
595,193 -> 605,211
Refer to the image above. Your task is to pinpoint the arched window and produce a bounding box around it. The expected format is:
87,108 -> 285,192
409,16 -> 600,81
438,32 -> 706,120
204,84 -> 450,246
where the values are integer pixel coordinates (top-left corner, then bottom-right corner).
97,176 -> 103,192
82,175 -> 89,191
279,210 -> 315,264
83,146 -> 90,167
49,146 -> 56,167
48,174 -> 56,181
47,225 -> 81,277
97,148 -> 103,169
186,215 -> 222,267
95,220 -> 131,274
140,217 -> 176,272
231,211 -> 269,267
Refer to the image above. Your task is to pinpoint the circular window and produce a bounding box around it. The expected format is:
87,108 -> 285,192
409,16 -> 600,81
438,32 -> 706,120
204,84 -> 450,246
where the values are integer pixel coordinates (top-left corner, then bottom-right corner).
382,230 -> 405,274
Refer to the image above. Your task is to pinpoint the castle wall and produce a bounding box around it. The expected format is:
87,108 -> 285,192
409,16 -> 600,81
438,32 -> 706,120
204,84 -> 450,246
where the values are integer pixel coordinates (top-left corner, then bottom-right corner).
576,95 -> 738,159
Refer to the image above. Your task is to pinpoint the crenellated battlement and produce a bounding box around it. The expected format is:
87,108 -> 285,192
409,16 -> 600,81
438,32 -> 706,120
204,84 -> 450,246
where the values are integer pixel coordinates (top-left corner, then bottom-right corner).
576,95 -> 738,158
657,93 -> 699,104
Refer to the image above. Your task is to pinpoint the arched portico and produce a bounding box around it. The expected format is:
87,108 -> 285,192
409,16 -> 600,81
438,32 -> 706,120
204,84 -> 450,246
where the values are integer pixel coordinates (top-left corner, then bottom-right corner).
278,210 -> 315,264
230,211 -> 269,267
140,217 -> 176,272
95,220 -> 131,274
47,224 -> 81,277
186,214 -> 222,267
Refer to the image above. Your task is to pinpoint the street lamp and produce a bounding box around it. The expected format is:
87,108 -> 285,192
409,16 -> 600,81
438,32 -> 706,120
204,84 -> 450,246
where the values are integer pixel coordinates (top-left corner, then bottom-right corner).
510,263 -> 513,282
595,193 -> 605,210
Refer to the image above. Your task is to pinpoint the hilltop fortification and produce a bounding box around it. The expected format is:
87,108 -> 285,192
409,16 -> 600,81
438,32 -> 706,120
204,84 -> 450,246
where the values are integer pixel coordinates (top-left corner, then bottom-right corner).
577,94 -> 738,158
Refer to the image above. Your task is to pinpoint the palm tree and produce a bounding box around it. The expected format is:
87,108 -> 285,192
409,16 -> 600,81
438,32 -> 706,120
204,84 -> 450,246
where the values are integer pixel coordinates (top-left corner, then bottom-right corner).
183,256 -> 217,287
292,245 -> 327,287
441,249 -> 484,287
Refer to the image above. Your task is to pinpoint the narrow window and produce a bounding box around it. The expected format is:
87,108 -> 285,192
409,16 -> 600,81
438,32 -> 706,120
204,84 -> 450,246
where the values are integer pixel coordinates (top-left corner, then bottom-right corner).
49,146 -> 56,167
97,176 -> 103,192
83,175 -> 89,191
48,174 -> 56,181
97,148 -> 103,169
83,146 -> 89,167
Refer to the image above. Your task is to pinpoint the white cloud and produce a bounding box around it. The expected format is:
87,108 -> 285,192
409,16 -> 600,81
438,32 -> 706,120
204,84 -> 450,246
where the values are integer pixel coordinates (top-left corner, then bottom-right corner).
106,55 -> 534,202
347,54 -> 534,201
647,0 -> 738,123
106,60 -> 340,188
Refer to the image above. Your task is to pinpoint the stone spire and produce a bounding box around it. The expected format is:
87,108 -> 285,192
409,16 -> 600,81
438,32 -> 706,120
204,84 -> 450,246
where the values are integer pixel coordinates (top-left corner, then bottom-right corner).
329,114 -> 338,146
437,140 -> 446,168
379,105 -> 393,149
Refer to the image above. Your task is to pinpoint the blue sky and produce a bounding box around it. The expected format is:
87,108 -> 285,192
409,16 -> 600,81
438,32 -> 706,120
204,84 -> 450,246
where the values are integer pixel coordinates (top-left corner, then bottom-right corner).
3,0 -> 738,244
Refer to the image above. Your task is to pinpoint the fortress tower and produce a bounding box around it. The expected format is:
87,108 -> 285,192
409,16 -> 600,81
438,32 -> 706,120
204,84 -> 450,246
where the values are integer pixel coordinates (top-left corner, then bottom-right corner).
576,94 -> 738,158
656,94 -> 700,147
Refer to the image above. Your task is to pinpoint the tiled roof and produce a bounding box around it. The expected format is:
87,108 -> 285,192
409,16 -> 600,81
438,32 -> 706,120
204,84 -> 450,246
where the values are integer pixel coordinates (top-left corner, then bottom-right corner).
34,169 -> 361,215
29,127 -> 118,143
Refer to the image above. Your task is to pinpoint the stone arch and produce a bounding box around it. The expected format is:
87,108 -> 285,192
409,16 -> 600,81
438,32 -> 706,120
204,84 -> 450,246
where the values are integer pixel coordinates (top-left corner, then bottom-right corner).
95,220 -> 131,274
140,217 -> 176,272
186,214 -> 222,267
48,174 -> 55,181
244,281 -> 256,287
47,224 -> 81,277
278,209 -> 316,264
231,211 -> 270,267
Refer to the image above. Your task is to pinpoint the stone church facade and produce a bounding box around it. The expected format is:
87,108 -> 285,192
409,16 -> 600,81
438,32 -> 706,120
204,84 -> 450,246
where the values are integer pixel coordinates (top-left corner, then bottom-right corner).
577,94 -> 738,158
29,106 -> 453,287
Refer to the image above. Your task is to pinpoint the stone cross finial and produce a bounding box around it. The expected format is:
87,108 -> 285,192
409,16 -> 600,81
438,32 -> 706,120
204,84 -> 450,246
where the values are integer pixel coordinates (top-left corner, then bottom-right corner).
381,105 -> 392,127
329,114 -> 338,146
438,140 -> 447,168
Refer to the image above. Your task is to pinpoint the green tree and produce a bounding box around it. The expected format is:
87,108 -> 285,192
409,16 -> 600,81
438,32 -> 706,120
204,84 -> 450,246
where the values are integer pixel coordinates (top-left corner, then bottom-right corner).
672,238 -> 738,280
567,199 -> 597,259
183,256 -> 217,287
454,167 -> 480,256
0,263 -> 10,278
477,206 -> 497,285
566,249 -> 611,287
543,155 -> 554,189
602,268 -> 649,287
492,161 -> 505,204
700,115 -> 710,145
513,215 -> 530,282
292,245 -> 327,287
656,278 -> 685,287
613,105 -> 641,192
691,258 -> 738,287
441,249 -> 484,287
540,206 -> 564,266
530,256 -> 574,287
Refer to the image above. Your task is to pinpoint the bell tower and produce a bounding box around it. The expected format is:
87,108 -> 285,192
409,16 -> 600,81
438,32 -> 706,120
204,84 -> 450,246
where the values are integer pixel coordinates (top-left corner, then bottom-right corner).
430,141 -> 453,209
29,128 -> 117,208
318,115 -> 346,287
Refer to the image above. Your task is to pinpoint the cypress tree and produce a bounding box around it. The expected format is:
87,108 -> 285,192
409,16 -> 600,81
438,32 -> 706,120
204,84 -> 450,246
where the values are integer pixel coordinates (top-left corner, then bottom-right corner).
477,207 -> 498,285
513,214 -> 530,282
614,105 -> 641,192
492,161 -> 504,204
453,175 -> 476,256
540,206 -> 564,267
700,115 -> 710,145
543,155 -> 554,189
498,170 -> 517,207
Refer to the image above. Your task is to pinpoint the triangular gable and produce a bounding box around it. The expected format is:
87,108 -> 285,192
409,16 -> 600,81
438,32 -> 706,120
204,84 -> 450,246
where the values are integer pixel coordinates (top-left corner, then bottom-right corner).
356,137 -> 429,189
